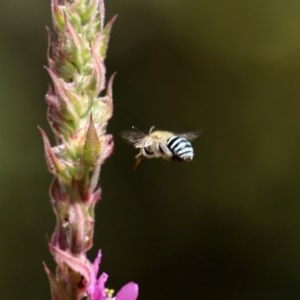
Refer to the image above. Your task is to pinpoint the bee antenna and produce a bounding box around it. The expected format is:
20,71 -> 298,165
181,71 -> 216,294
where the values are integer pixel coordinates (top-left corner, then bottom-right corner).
149,125 -> 155,133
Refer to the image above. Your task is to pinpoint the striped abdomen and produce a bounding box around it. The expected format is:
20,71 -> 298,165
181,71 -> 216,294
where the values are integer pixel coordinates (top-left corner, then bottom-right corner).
167,136 -> 194,161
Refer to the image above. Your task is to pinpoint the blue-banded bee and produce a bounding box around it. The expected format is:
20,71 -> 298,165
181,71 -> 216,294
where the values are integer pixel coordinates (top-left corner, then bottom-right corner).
120,126 -> 200,169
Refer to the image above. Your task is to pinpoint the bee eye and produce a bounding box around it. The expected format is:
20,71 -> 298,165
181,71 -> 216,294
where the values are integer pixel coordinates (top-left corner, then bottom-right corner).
144,147 -> 153,155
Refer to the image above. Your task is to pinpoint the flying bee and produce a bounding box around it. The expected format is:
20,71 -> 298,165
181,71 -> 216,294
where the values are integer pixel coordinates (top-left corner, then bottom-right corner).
120,126 -> 200,169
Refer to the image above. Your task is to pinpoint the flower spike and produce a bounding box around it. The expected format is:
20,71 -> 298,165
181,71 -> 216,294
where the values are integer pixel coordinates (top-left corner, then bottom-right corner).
42,0 -> 138,299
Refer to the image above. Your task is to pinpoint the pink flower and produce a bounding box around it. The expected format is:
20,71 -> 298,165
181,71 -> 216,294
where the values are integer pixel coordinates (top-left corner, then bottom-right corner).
90,251 -> 139,300
47,246 -> 138,300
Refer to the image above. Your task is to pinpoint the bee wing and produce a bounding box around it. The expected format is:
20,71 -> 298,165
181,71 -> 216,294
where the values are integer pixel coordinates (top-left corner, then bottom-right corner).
120,128 -> 149,148
177,130 -> 202,141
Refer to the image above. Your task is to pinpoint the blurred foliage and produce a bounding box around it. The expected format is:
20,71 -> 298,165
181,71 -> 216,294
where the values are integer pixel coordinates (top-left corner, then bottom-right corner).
1,0 -> 300,299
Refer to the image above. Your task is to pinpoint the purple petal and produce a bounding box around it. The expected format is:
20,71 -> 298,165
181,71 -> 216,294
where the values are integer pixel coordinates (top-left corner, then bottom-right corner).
93,272 -> 108,300
116,282 -> 139,300
93,250 -> 102,278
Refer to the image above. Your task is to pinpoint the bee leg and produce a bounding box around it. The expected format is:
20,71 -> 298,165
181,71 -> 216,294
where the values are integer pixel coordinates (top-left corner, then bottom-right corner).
158,143 -> 171,155
133,153 -> 143,171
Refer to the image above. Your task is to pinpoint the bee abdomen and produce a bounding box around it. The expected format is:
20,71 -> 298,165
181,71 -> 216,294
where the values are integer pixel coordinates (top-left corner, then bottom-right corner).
167,136 -> 194,161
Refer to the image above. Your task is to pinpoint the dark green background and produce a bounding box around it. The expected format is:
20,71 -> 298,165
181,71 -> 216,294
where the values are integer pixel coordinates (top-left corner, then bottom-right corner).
1,0 -> 300,299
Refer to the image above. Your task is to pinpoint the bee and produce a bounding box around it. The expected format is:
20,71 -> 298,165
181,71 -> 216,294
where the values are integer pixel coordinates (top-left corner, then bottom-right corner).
120,126 -> 200,169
